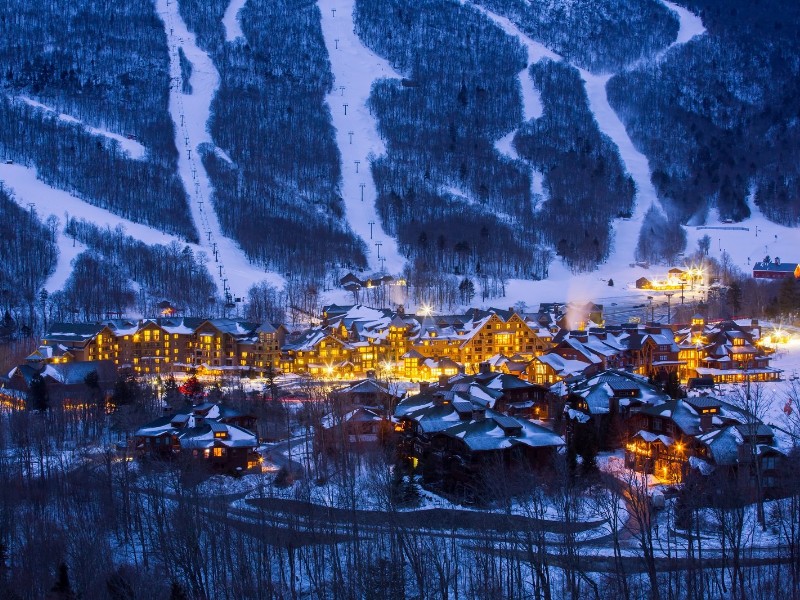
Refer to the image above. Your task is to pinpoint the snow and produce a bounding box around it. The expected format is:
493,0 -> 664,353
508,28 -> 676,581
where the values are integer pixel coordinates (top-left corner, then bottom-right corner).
712,336 -> 800,451
222,0 -> 246,42
0,162 -> 204,292
317,0 -> 405,276
661,0 -> 706,46
12,95 -> 147,160
683,189 -> 800,278
155,0 -> 284,300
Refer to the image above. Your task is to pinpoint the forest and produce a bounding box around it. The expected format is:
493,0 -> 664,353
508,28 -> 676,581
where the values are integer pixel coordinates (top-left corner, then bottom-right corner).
178,0 -> 367,282
355,0 -> 552,284
0,0 -> 196,240
607,0 -> 800,227
514,59 -> 635,271
0,186 -> 58,326
473,0 -> 679,72
52,219 -> 218,320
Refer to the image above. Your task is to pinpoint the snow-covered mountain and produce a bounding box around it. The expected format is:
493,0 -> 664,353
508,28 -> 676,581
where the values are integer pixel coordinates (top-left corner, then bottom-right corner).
0,0 -> 797,321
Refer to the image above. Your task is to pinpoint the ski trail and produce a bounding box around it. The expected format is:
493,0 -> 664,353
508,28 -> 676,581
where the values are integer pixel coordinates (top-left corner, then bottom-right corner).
11,95 -> 146,160
0,162 -> 204,292
317,0 -> 405,275
468,4 -> 555,121
223,0 -> 246,42
661,0 -> 705,46
468,3 -> 559,216
474,2 -> 705,269
156,0 -> 284,301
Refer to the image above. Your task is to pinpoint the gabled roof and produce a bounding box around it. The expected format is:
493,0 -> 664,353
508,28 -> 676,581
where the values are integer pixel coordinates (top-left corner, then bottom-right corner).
334,378 -> 400,398
435,412 -> 564,452
567,369 -> 669,413
639,400 -> 701,436
135,403 -> 258,449
44,323 -> 106,344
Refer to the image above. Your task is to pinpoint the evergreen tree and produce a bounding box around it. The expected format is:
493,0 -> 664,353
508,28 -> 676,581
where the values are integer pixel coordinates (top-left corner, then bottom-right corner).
726,281 -> 743,315
27,373 -> 49,412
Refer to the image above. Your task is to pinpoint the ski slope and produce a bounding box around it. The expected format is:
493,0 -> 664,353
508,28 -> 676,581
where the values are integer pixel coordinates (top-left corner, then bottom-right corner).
0,162 -> 203,292
156,0 -> 284,300
318,0 -> 405,275
222,0 -> 246,42
11,95 -> 146,160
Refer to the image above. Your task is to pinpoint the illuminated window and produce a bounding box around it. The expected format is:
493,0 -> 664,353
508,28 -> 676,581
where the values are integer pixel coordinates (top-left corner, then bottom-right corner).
213,447 -> 225,457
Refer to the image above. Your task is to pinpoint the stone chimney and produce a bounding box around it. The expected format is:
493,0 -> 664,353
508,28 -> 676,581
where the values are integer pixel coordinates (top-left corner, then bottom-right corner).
479,362 -> 492,375
438,374 -> 450,387
419,381 -> 430,394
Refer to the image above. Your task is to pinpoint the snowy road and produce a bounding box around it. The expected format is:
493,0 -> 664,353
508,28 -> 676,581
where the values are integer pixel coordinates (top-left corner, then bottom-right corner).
156,0 -> 283,300
318,0 -> 405,275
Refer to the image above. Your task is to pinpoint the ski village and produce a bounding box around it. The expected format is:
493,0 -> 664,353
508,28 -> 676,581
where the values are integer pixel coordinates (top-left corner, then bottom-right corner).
1,0 -> 800,595
1,264 -> 800,599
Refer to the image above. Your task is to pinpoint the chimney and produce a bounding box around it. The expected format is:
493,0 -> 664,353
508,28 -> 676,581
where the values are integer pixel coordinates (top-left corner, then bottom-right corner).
419,381 -> 430,394
700,414 -> 712,432
438,374 -> 450,387
397,304 -> 405,316
472,407 -> 486,420
479,362 -> 492,375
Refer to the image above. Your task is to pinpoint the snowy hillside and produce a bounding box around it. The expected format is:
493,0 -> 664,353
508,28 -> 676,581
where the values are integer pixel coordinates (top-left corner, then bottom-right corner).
0,0 -> 798,321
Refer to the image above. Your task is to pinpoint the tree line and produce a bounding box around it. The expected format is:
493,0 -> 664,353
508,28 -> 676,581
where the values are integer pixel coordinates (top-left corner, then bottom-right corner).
607,0 -> 800,229
474,0 -> 679,72
514,59 -> 635,271
0,186 -> 57,333
0,0 -> 196,240
356,0 -> 553,285
178,0 -> 367,284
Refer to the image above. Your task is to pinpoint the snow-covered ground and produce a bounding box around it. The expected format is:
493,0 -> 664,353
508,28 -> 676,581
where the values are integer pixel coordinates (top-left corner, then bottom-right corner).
661,0 -> 706,46
0,162 -> 204,292
222,0 -> 246,42
317,0 -> 405,276
155,0 -> 284,299
10,95 -> 147,160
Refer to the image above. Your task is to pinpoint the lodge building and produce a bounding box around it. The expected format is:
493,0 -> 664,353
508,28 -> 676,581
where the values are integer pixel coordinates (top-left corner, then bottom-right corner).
26,307 -> 781,386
